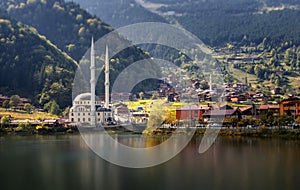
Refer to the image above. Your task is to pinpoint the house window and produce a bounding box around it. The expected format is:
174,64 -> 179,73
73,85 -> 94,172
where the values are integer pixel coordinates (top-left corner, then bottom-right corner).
71,113 -> 74,116
83,113 -> 85,116
71,118 -> 74,122
83,118 -> 85,122
78,118 -> 80,122
78,113 -> 80,116
88,118 -> 90,121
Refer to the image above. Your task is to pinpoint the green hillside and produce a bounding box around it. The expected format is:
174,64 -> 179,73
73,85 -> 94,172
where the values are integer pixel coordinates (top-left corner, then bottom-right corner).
1,0 -> 113,61
0,11 -> 77,108
155,0 -> 300,47
69,0 -> 167,28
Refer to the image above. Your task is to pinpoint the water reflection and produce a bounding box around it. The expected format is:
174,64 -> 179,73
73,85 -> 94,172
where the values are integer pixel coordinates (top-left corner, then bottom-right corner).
0,135 -> 299,190
80,132 -> 191,168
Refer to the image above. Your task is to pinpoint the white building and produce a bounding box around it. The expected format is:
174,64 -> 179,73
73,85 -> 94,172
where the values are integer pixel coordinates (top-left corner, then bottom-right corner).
69,38 -> 112,126
69,93 -> 113,125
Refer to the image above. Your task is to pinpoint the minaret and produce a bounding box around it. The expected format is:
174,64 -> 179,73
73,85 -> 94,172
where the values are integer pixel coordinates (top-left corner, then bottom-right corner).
105,45 -> 109,108
90,37 -> 96,126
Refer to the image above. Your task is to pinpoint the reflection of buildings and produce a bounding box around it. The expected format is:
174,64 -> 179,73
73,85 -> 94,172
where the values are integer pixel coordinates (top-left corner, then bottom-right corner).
279,96 -> 300,117
69,39 -> 112,125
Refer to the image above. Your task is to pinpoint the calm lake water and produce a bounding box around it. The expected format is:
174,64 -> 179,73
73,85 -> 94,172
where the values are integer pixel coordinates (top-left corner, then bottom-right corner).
0,134 -> 300,190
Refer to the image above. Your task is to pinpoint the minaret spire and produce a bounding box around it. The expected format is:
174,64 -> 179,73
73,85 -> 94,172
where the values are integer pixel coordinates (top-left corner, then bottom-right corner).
90,37 -> 96,126
105,45 -> 109,108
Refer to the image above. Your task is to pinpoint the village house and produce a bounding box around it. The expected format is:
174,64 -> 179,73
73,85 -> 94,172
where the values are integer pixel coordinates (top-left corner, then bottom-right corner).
230,94 -> 247,102
202,109 -> 242,122
114,103 -> 129,116
279,96 -> 300,117
258,105 -> 280,117
17,98 -> 31,109
176,104 -> 210,121
239,106 -> 255,118
271,86 -> 282,95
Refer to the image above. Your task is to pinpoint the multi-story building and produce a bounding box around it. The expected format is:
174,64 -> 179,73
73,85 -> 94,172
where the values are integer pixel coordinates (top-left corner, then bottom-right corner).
69,93 -> 112,125
279,96 -> 300,117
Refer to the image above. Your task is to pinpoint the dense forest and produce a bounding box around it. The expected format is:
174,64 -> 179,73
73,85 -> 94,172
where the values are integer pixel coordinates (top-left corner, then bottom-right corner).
69,0 -> 167,28
157,0 -> 300,47
0,10 -> 76,108
71,0 -> 300,48
0,0 -> 113,61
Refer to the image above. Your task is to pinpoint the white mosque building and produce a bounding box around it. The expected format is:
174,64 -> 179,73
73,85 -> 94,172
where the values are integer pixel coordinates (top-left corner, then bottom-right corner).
69,38 -> 112,126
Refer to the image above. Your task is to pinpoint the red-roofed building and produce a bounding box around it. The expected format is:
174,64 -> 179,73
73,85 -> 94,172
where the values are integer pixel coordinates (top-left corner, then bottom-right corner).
279,96 -> 300,117
176,105 -> 210,120
239,106 -> 254,118
259,104 -> 280,117
202,109 -> 242,122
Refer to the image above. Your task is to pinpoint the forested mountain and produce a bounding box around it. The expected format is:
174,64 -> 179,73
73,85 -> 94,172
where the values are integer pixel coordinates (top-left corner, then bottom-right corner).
0,0 -> 157,109
68,0 -> 300,47
147,0 -> 300,47
0,10 -> 76,108
96,0 -> 299,93
0,0 -> 113,61
68,0 -> 166,28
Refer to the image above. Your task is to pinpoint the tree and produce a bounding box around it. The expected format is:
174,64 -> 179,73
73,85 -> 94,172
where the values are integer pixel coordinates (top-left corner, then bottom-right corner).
260,111 -> 274,126
275,115 -> 294,127
147,102 -> 166,129
0,116 -> 10,128
9,95 -> 20,108
62,107 -> 70,117
2,100 -> 9,110
24,103 -> 33,114
44,100 -> 61,115
224,116 -> 239,127
139,91 -> 144,100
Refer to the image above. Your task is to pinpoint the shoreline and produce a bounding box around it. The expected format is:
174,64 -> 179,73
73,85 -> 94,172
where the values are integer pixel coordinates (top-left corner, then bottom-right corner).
1,126 -> 300,139
143,127 -> 300,139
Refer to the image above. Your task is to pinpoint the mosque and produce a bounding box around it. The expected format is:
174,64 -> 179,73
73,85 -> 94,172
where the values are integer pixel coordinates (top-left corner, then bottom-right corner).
69,38 -> 112,126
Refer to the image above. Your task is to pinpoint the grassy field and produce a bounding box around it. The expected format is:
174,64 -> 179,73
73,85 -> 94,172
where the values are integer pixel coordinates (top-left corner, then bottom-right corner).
228,63 -> 259,87
0,108 -> 58,120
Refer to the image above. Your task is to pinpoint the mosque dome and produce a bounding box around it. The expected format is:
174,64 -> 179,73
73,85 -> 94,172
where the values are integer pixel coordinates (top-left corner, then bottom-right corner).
73,93 -> 100,102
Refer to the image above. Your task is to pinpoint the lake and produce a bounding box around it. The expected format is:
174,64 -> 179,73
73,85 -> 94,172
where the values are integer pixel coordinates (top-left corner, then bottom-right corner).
0,134 -> 300,190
